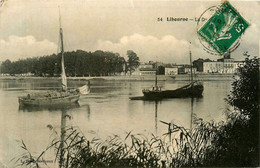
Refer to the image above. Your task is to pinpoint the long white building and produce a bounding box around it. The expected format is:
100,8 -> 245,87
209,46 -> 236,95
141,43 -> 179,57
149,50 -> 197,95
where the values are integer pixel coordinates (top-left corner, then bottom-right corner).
203,58 -> 243,74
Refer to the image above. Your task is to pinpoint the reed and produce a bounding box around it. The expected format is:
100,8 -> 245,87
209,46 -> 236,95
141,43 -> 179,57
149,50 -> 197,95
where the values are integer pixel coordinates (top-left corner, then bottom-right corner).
13,115 -> 219,168
14,110 -> 255,168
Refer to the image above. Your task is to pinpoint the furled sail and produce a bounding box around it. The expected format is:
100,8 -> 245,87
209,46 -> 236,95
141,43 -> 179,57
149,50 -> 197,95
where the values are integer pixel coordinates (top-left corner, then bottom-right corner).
59,18 -> 67,91
61,51 -> 67,91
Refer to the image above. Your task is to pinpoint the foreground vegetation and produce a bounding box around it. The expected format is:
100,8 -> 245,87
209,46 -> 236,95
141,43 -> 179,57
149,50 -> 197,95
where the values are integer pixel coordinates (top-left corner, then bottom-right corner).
14,55 -> 259,167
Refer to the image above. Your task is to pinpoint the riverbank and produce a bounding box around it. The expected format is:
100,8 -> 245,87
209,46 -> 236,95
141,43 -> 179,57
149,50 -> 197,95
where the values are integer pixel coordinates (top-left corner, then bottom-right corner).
0,73 -> 235,81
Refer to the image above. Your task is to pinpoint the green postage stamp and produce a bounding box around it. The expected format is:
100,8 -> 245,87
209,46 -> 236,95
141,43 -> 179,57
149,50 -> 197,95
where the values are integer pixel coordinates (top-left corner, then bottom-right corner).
198,1 -> 249,55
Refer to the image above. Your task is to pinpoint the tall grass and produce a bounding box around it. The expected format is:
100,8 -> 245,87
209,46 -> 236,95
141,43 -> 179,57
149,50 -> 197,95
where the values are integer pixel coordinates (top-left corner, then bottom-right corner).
14,114 -> 222,168
14,109 -> 258,167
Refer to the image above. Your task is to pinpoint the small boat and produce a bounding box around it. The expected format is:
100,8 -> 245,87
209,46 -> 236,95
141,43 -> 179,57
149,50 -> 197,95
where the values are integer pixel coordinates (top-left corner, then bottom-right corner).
130,44 -> 203,100
18,15 -> 89,106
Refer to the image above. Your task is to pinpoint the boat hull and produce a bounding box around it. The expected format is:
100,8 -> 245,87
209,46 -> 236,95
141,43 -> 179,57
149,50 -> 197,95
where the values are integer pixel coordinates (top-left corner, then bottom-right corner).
142,84 -> 203,100
18,94 -> 80,106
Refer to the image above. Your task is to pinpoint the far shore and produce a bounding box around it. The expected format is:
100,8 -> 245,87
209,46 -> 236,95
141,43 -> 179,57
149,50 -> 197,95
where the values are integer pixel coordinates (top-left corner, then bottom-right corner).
0,73 -> 235,81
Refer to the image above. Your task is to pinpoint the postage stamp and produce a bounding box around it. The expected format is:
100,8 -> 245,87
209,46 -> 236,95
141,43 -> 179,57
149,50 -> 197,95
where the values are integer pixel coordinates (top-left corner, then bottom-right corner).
197,1 -> 249,55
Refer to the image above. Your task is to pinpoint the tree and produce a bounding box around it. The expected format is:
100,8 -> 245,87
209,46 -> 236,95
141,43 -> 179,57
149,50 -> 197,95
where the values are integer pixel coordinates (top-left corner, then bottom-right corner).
115,55 -> 125,75
127,50 -> 140,75
157,66 -> 165,75
202,54 -> 259,167
227,53 -> 259,118
0,59 -> 12,74
226,54 -> 259,166
0,50 -> 126,77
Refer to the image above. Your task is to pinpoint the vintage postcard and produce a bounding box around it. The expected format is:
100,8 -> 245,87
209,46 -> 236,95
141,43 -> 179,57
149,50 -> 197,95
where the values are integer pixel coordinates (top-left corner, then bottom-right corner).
0,0 -> 259,167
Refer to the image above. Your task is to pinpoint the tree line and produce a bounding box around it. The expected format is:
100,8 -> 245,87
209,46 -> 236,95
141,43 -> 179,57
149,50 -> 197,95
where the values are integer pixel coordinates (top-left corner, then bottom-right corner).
0,50 -> 140,77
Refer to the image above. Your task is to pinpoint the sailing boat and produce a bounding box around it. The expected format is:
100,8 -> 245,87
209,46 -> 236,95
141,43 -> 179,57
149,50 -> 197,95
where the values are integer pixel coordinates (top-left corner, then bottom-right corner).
130,44 -> 203,100
18,15 -> 88,106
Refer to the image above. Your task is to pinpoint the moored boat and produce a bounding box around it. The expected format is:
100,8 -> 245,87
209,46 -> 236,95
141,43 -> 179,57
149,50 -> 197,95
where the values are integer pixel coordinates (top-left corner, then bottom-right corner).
130,43 -> 203,100
18,91 -> 80,106
18,13 -> 88,106
142,82 -> 203,100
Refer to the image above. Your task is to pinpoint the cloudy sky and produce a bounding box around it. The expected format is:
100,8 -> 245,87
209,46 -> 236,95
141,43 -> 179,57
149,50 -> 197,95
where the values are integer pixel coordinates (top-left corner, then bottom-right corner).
0,0 -> 259,63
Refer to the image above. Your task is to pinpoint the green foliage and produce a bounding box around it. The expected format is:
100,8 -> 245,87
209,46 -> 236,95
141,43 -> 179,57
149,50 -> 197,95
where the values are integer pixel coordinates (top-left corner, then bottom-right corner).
201,55 -> 259,167
210,55 -> 259,166
0,50 -> 126,77
157,66 -> 165,75
202,113 -> 258,166
14,119 -> 222,168
57,128 -> 162,168
127,50 -> 140,75
0,58 -> 37,75
0,59 -> 12,74
227,54 -> 259,117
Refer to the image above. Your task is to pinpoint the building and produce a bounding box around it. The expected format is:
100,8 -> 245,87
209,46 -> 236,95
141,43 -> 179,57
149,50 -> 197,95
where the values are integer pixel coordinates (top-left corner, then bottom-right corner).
133,64 -> 156,76
193,58 -> 213,72
139,68 -> 156,75
178,65 -> 197,74
203,53 -> 243,73
203,61 -> 224,73
165,67 -> 178,75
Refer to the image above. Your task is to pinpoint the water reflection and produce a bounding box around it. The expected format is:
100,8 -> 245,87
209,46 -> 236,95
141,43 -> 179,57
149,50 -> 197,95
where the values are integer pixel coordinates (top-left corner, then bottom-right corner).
86,104 -> 91,120
18,103 -> 80,112
190,98 -> 194,130
155,101 -> 158,133
141,100 -> 160,133
60,108 -> 67,168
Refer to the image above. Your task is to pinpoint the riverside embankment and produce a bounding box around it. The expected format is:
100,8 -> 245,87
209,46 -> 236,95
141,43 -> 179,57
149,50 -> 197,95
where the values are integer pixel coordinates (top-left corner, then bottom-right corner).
0,73 -> 235,81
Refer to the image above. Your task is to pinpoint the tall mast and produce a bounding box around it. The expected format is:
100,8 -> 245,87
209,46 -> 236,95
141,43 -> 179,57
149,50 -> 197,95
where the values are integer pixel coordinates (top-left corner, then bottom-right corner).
59,9 -> 67,91
189,42 -> 193,84
155,61 -> 158,88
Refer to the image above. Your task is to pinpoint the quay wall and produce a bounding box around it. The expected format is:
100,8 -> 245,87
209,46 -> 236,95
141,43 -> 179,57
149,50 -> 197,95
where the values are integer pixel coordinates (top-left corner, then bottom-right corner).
0,74 -> 235,81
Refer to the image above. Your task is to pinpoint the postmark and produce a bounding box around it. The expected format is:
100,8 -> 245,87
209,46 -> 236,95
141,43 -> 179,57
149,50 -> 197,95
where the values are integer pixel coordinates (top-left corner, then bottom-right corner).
197,1 -> 249,55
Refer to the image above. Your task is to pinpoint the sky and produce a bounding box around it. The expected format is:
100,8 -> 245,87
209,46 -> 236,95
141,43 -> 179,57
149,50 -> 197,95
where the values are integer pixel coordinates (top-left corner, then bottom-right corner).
0,0 -> 259,64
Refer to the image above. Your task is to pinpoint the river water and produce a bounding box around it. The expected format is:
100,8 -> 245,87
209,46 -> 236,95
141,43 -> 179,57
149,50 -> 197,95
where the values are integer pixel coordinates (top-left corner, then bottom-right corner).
0,78 -> 232,166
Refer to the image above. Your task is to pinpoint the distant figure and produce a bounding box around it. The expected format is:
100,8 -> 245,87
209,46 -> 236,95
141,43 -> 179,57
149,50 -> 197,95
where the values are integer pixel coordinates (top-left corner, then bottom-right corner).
27,94 -> 31,99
